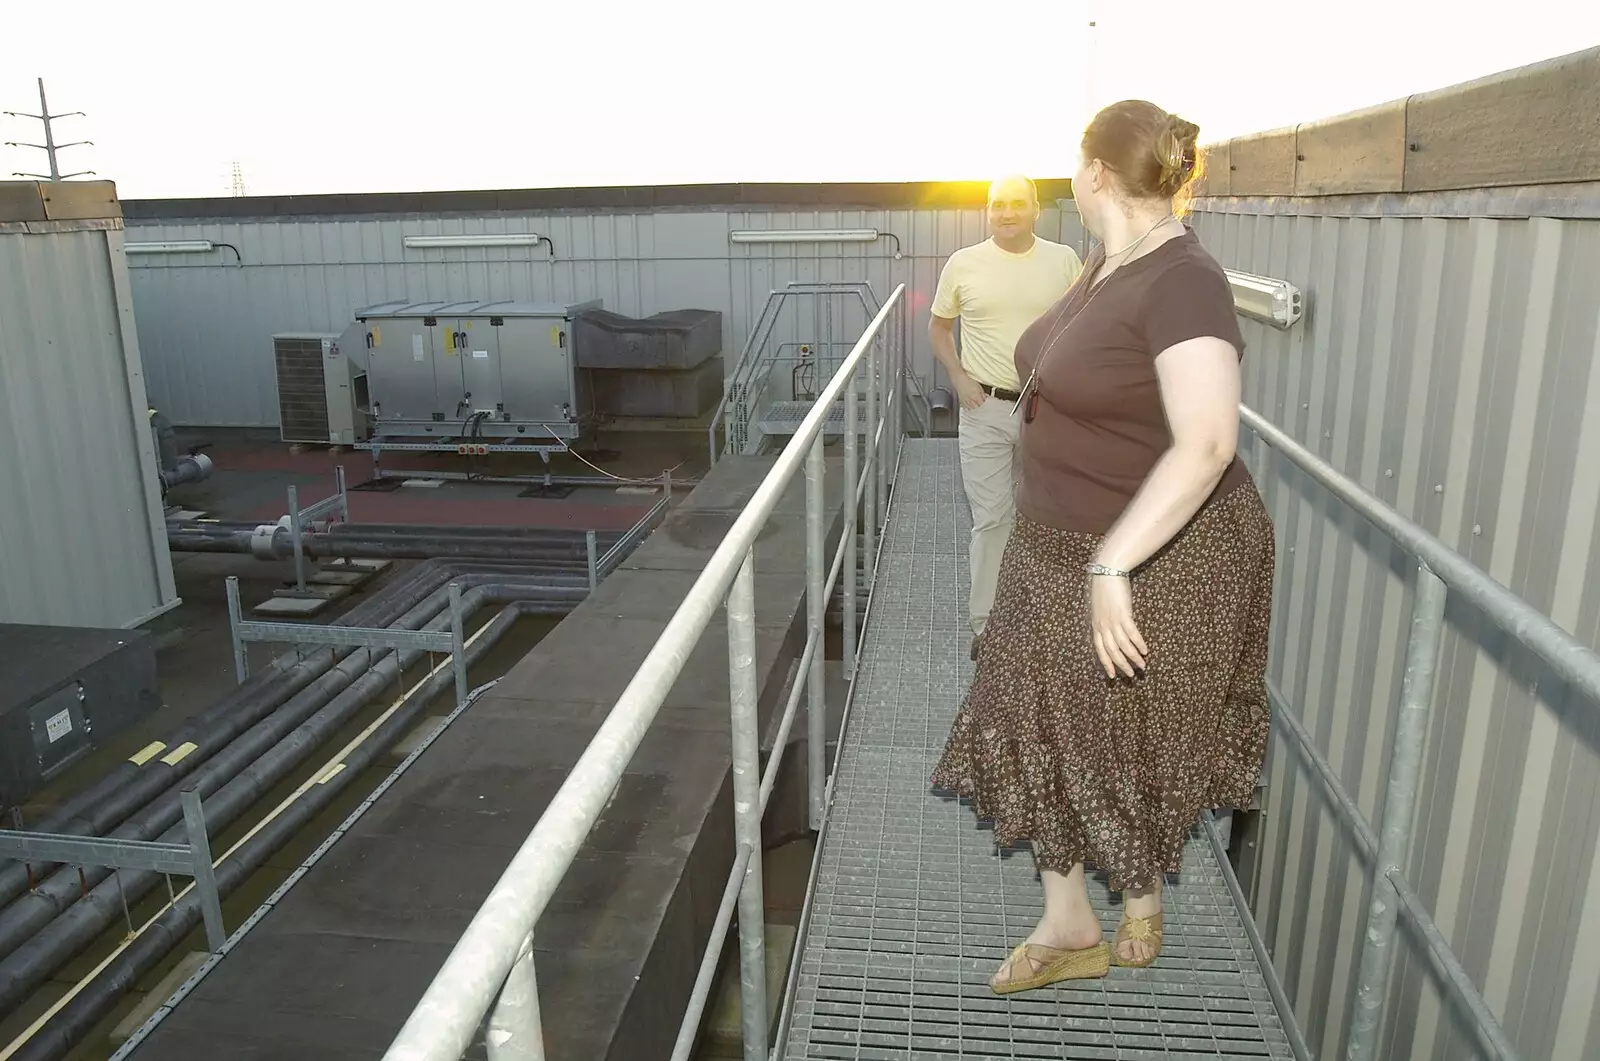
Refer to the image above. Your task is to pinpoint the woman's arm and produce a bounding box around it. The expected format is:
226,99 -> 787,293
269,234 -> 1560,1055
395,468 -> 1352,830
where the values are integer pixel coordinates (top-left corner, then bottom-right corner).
1093,335 -> 1241,573
1088,335 -> 1241,678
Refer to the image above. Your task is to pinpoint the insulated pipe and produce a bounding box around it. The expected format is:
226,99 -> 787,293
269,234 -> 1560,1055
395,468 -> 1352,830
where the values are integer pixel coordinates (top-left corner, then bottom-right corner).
166,527 -> 619,563
167,521 -> 622,543
0,585 -> 577,1017
0,561 -> 457,911
0,576 -> 586,960
4,601 -> 536,1061
157,453 -> 213,493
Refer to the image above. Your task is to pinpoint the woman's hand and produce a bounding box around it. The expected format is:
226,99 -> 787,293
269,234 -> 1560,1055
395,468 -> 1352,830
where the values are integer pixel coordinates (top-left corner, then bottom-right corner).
1090,574 -> 1147,679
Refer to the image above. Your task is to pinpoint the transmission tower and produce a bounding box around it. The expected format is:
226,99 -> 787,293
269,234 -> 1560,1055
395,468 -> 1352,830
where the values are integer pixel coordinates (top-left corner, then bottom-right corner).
3,78 -> 94,180
231,162 -> 246,197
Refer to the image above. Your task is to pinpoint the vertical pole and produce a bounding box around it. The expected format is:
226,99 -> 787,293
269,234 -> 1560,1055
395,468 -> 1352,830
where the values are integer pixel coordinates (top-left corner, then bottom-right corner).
726,552 -> 770,1061
487,931 -> 545,1061
225,576 -> 248,683
180,787 -> 228,952
449,581 -> 469,709
863,325 -> 879,593
586,530 -> 599,591
842,352 -> 859,679
805,435 -> 827,831
336,465 -> 350,524
878,309 -> 892,519
287,484 -> 307,592
1346,567 -> 1448,1061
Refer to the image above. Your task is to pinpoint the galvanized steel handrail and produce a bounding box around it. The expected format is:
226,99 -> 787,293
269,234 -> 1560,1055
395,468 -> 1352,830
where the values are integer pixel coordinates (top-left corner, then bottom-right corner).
384,284 -> 906,1061
1240,403 -> 1600,1061
708,282 -> 883,464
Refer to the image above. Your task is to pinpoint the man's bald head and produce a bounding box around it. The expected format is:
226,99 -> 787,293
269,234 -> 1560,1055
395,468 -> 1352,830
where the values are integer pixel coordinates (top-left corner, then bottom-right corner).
986,174 -> 1041,250
987,174 -> 1039,207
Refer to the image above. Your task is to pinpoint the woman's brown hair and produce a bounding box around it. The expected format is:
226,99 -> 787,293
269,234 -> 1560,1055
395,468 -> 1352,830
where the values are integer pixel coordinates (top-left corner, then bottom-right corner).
1082,100 -> 1205,215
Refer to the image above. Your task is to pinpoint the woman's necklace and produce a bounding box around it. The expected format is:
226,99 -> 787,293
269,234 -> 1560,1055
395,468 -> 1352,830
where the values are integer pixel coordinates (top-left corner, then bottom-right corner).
1011,213 -> 1177,419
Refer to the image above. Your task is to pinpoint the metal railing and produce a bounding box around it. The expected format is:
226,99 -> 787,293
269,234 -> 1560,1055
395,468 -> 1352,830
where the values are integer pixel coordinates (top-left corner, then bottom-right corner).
1241,405 -> 1600,1061
708,281 -> 884,463
383,283 -> 907,1061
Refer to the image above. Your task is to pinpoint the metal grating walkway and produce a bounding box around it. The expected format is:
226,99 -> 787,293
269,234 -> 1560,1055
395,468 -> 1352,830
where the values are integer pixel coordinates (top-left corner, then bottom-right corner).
784,438 -> 1295,1060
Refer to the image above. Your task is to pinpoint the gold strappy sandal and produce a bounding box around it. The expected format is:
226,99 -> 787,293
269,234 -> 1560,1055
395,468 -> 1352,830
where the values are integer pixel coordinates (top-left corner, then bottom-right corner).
1113,911 -> 1164,968
989,940 -> 1110,995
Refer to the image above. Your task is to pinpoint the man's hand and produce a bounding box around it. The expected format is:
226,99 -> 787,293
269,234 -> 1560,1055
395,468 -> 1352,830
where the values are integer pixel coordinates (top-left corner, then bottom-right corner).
954,373 -> 987,410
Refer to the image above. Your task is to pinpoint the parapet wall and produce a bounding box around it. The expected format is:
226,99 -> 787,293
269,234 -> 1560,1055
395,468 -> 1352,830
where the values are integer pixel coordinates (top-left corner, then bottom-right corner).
1197,45 -> 1600,198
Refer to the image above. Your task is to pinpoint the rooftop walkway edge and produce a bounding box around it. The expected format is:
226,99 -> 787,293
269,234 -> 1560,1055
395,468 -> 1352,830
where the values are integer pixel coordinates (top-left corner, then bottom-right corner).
782,437 -> 1295,1060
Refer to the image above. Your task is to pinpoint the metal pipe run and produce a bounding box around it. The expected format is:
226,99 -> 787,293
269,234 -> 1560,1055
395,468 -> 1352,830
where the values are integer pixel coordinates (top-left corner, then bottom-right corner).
167,526 -> 624,563
0,559 -> 458,912
0,585 -> 577,1022
7,602 -> 540,1061
0,578 -> 583,964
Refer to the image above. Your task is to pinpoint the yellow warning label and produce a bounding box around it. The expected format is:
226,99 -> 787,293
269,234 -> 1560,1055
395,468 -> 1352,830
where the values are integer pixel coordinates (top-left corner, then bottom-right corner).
129,741 -> 166,765
550,326 -> 561,346
160,741 -> 198,766
371,325 -> 381,347
317,763 -> 347,785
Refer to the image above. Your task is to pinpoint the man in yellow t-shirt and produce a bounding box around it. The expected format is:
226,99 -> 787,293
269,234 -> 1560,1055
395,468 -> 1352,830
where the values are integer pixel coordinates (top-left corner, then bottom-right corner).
930,175 -> 1083,659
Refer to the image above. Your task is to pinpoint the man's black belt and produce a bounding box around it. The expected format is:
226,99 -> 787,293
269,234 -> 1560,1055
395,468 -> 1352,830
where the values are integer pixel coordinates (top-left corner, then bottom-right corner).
979,382 -> 1022,402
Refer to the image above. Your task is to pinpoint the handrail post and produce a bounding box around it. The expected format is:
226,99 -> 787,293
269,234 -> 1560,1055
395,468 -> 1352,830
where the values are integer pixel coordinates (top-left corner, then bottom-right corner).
180,786 -> 228,952
288,484 -> 308,592
726,551 -> 769,1061
863,326 -> 879,594
1346,566 -> 1447,1061
487,931 -> 544,1060
225,575 -> 248,683
449,580 -> 468,709
805,435 -> 827,830
842,361 -> 859,678
586,530 -> 599,592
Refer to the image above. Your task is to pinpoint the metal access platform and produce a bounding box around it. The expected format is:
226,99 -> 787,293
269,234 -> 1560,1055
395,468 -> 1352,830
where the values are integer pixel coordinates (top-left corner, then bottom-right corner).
779,439 -> 1296,1060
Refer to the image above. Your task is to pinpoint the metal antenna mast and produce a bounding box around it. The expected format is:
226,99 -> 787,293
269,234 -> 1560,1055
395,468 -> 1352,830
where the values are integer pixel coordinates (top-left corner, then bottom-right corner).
4,78 -> 94,180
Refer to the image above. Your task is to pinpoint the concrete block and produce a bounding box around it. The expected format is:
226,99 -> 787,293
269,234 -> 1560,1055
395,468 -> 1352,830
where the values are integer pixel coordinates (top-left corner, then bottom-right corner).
306,570 -> 371,587
251,595 -> 334,618
326,558 -> 393,573
1404,46 -> 1600,191
1227,126 -> 1298,197
1296,100 -> 1406,195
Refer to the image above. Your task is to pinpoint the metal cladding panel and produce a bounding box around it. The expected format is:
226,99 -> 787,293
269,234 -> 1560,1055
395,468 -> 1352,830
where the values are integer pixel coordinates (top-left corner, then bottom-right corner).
1189,195 -> 1600,1061
122,204 -> 1084,427
0,225 -> 178,628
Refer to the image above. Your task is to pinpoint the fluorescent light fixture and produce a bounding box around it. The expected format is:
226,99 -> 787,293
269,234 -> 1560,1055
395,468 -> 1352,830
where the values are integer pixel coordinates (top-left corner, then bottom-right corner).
1225,269 -> 1304,330
403,233 -> 545,249
730,228 -> 881,244
124,240 -> 216,254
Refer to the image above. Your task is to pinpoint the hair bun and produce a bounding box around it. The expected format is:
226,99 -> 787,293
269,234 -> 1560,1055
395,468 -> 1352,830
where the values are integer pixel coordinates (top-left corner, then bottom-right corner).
1155,113 -> 1201,196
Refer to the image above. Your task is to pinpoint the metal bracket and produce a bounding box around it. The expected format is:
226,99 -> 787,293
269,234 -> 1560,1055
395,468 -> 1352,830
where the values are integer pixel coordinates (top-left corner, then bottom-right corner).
225,577 -> 470,708
0,787 -> 227,951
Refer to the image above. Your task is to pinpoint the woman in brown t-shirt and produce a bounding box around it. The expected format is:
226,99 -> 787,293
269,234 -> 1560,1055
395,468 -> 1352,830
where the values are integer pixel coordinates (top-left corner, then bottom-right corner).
932,100 -> 1276,993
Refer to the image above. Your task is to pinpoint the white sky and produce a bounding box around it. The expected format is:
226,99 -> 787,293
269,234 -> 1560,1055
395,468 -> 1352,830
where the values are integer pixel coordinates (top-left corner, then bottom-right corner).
4,0 -> 1598,199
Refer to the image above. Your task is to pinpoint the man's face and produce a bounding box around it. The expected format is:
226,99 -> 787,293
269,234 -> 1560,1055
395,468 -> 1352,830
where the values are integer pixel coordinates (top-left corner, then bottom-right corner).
987,178 -> 1040,240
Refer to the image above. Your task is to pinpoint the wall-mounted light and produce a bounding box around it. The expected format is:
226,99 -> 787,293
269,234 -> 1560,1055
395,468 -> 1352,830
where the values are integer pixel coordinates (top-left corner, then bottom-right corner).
403,233 -> 546,249
729,228 -> 902,259
125,240 -> 216,254
730,228 -> 880,244
1225,269 -> 1303,330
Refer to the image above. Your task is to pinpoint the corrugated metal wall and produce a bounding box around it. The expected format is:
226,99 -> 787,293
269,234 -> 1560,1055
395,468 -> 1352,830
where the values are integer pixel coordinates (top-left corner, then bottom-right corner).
124,205 -> 1086,427
1190,195 -> 1600,1061
0,223 -> 179,628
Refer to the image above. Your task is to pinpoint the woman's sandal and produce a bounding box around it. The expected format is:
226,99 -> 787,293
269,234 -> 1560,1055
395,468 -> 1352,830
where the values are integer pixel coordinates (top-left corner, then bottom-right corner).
1112,911 -> 1164,968
989,940 -> 1110,994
